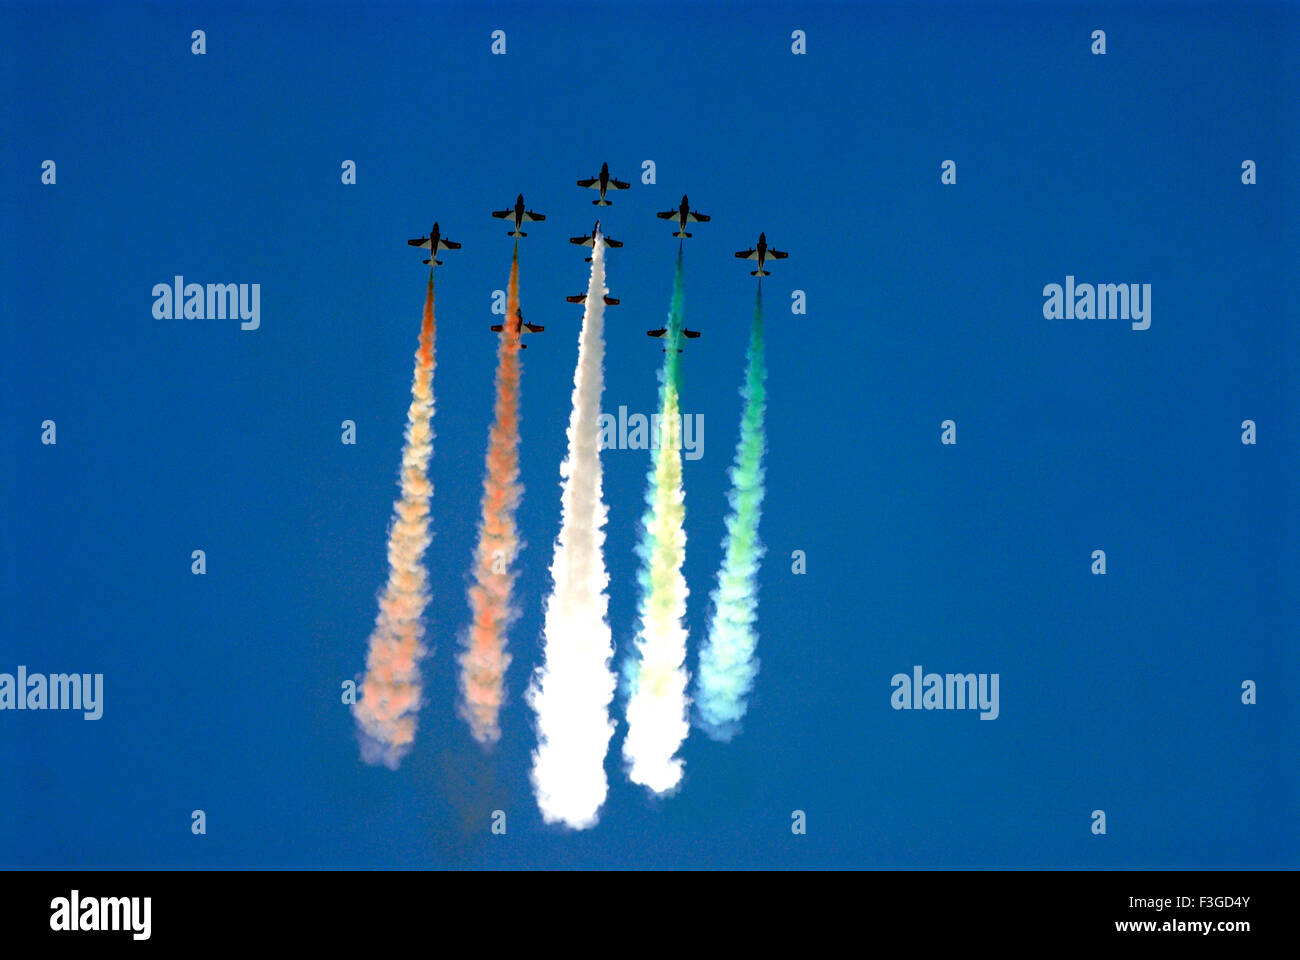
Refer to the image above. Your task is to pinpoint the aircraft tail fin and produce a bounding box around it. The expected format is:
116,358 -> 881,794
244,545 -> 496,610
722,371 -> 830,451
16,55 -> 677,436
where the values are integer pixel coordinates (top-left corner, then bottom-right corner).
751,268 -> 769,277
423,258 -> 443,266
594,199 -> 611,206
673,230 -> 692,239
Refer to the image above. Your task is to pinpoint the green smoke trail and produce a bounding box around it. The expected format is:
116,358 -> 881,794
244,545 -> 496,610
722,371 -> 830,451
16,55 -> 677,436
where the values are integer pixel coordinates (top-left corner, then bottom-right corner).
622,248 -> 690,793
696,285 -> 766,741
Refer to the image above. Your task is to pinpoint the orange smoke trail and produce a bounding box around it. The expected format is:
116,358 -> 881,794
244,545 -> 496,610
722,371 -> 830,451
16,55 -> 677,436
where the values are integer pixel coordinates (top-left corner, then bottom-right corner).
353,272 -> 437,768
460,248 -> 522,745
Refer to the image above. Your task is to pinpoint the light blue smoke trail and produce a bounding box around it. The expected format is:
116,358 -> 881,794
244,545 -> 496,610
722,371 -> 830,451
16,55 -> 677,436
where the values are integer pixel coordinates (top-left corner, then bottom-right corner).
696,286 -> 766,740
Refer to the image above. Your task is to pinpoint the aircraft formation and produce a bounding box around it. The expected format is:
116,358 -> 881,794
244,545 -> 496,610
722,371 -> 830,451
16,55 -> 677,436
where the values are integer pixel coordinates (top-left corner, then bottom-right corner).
403,162 -> 789,350
366,163 -> 780,812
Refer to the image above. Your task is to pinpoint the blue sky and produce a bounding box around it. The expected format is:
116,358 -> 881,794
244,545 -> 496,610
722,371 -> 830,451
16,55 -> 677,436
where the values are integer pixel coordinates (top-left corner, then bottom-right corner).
1,0 -> 1295,868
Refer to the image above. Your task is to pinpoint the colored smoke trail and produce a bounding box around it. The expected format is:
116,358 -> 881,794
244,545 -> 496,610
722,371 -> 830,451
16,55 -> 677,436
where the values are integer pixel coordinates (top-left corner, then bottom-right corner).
353,272 -> 437,768
696,285 -> 767,741
622,250 -> 690,794
527,237 -> 617,829
459,247 -> 523,746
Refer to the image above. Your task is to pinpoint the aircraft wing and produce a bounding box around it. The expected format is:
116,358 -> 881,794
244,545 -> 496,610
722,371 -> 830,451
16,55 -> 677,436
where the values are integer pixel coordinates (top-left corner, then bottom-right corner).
407,237 -> 431,249
569,234 -> 593,246
687,211 -> 710,222
646,328 -> 667,338
491,210 -> 511,219
523,210 -> 546,222
437,238 -> 461,250
656,210 -> 677,219
604,237 -> 623,248
611,178 -> 631,189
735,248 -> 759,260
683,329 -> 701,338
489,324 -> 504,332
577,177 -> 599,188
769,248 -> 789,259
523,323 -> 544,333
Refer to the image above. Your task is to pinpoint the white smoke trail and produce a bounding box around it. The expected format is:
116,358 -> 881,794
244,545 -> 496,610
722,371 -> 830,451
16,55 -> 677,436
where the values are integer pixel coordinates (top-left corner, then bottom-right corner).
527,237 -> 617,829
